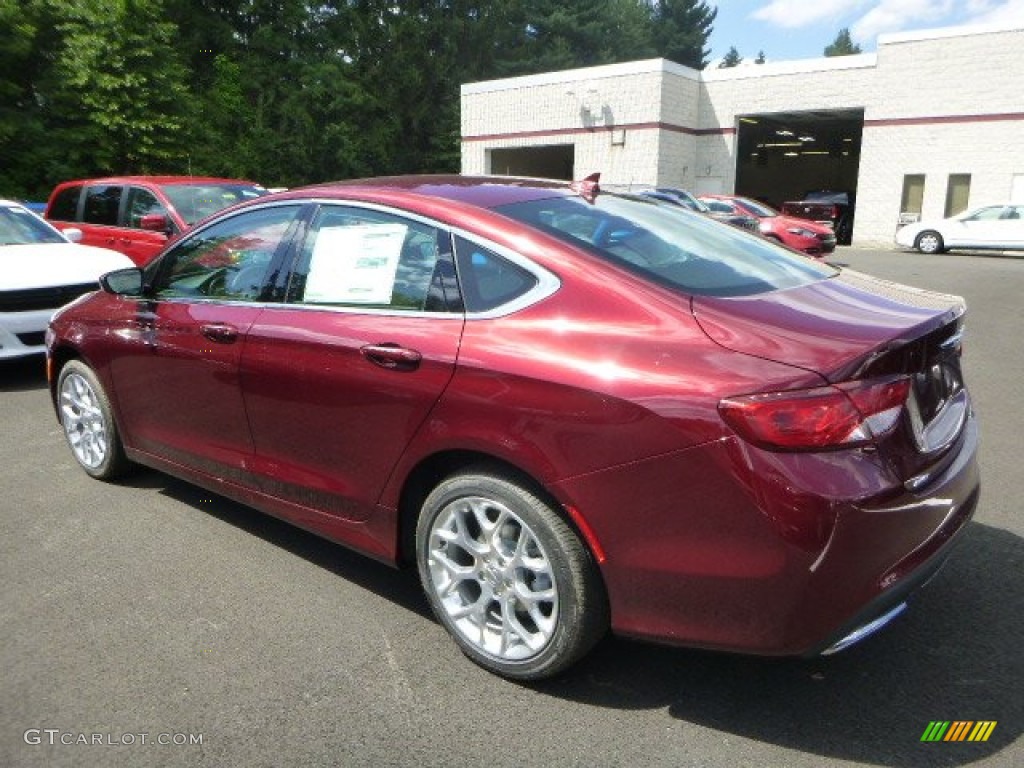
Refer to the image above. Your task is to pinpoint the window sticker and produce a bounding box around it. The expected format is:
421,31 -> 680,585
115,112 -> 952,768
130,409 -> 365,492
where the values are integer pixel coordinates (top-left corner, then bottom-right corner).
304,222 -> 406,304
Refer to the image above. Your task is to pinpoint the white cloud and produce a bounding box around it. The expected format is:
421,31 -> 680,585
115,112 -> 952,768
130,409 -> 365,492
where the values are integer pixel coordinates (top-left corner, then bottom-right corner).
966,0 -> 1024,24
849,0 -> 1024,43
851,0 -> 955,42
751,0 -> 870,30
748,0 -> 1024,44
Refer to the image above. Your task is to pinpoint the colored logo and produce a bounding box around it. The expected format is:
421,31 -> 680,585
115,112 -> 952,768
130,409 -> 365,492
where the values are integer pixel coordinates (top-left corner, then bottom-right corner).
921,721 -> 997,742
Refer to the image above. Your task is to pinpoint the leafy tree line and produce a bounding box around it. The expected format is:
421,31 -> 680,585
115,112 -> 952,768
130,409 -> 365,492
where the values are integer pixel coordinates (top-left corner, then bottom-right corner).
0,0 -> 715,199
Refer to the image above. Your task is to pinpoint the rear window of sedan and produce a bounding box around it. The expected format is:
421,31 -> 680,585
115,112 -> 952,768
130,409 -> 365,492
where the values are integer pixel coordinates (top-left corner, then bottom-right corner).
497,194 -> 835,297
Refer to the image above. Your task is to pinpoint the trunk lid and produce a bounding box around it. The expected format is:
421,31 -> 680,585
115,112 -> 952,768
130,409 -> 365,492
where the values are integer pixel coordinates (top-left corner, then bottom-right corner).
693,269 -> 970,485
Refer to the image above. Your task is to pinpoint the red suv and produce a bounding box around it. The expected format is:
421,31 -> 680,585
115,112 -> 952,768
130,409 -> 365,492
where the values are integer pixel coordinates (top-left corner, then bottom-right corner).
44,176 -> 267,266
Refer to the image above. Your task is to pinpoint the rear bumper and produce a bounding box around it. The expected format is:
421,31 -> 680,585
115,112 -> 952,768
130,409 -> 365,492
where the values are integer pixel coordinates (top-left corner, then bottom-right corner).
809,482 -> 978,656
554,412 -> 980,656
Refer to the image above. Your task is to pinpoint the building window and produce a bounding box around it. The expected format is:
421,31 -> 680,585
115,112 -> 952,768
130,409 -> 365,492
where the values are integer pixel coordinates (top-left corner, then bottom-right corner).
945,174 -> 971,217
900,174 -> 926,216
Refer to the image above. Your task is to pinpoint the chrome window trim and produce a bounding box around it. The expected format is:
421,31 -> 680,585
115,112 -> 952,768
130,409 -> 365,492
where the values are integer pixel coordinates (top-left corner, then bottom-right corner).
287,199 -> 560,319
152,198 -> 561,319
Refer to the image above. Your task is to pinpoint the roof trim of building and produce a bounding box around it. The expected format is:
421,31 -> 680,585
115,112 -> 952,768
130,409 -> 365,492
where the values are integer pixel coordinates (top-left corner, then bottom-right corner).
878,21 -> 1024,46
461,58 -> 699,96
700,53 -> 877,82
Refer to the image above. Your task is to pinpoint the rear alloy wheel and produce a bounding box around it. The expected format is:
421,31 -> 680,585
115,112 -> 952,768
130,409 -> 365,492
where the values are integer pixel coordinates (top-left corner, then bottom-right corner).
915,230 -> 945,254
416,468 -> 607,680
57,360 -> 131,480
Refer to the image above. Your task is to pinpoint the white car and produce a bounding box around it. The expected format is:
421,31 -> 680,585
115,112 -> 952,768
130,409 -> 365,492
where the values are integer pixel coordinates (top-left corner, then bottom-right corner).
1,200 -> 133,359
896,203 -> 1024,254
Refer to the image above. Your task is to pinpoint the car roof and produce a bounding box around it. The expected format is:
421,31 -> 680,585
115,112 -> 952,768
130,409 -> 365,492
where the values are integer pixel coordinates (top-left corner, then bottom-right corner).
54,175 -> 263,186
285,174 -> 577,209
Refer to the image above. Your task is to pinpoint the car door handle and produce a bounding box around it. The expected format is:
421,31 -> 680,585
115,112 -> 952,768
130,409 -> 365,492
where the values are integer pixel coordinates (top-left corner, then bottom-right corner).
360,343 -> 422,371
200,323 -> 239,344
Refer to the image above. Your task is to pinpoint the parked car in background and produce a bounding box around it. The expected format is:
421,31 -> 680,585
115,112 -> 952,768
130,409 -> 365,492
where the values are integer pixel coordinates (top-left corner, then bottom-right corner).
44,176 -> 268,266
639,187 -> 761,234
48,175 -> 978,680
781,190 -> 855,245
1,200 -> 132,359
895,203 -> 1024,254
700,194 -> 836,258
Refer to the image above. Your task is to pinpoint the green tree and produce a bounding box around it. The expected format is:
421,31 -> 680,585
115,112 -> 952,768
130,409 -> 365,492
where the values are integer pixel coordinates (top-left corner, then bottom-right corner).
0,0 -> 720,196
718,46 -> 742,68
824,27 -> 862,56
494,0 -> 655,76
755,50 -> 766,64
648,0 -> 716,70
45,0 -> 190,175
0,0 -> 43,195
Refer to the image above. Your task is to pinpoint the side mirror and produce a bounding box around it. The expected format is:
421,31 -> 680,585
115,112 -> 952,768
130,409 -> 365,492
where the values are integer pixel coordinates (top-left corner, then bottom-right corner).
99,267 -> 144,296
63,227 -> 84,243
139,213 -> 171,234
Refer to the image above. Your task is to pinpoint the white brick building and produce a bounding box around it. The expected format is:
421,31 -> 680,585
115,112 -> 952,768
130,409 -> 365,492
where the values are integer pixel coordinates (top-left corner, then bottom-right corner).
461,23 -> 1024,246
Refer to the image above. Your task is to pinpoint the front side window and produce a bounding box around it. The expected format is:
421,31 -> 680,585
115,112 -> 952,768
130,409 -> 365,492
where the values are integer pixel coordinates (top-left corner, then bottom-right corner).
154,205 -> 301,301
736,197 -> 778,217
963,207 -> 1004,222
287,206 -> 450,312
161,183 -> 268,226
498,193 -> 834,298
125,187 -> 170,229
83,185 -> 122,226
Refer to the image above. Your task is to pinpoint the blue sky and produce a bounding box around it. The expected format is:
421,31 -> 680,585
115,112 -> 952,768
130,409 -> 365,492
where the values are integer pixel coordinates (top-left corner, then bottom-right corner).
706,0 -> 1024,63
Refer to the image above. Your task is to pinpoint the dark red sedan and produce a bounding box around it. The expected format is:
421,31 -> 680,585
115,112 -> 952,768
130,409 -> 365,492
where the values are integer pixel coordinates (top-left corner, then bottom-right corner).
46,175 -> 979,680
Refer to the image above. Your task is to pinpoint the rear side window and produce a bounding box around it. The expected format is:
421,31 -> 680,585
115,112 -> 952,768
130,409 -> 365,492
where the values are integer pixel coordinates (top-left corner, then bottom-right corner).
48,185 -> 82,221
82,185 -> 123,226
287,206 -> 450,312
498,194 -> 835,298
453,236 -> 537,313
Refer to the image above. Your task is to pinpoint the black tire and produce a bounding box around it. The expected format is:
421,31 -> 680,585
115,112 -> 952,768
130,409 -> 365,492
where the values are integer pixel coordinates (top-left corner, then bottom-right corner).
915,230 -> 945,254
416,467 -> 608,680
56,360 -> 132,480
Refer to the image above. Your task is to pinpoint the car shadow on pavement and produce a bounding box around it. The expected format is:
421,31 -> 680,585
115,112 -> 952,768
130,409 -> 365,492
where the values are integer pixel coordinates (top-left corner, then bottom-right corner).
537,521 -> 1021,766
120,472 -> 1020,766
147,475 -> 434,621
0,356 -> 49,392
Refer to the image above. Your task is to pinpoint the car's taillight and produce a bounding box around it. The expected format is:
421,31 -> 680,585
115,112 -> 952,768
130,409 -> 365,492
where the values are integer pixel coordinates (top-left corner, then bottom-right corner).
718,376 -> 911,451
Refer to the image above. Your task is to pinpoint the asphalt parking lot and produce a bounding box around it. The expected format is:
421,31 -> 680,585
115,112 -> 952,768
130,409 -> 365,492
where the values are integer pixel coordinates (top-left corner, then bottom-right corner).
2,247 -> 1021,768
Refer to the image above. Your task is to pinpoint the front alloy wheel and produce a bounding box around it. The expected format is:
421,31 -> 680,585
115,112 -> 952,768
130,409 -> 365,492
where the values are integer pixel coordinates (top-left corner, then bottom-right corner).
416,469 -> 607,680
57,360 -> 130,480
